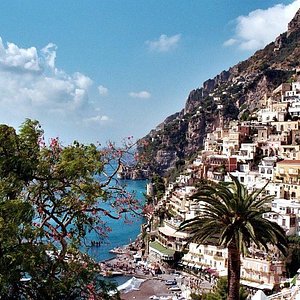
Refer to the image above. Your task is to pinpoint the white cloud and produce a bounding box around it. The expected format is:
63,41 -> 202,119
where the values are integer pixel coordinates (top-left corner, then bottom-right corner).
98,85 -> 109,96
0,37 -> 110,143
84,115 -> 111,124
224,0 -> 300,50
0,37 -> 40,71
73,72 -> 93,89
41,43 -> 57,70
146,34 -> 181,52
223,38 -> 237,47
129,91 -> 151,99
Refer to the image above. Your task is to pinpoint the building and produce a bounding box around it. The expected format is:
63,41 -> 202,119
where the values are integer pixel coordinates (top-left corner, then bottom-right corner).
263,198 -> 300,236
274,160 -> 300,199
258,157 -> 277,180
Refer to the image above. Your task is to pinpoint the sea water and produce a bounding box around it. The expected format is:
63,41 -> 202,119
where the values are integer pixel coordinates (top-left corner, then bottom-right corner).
88,179 -> 147,287
85,179 -> 147,263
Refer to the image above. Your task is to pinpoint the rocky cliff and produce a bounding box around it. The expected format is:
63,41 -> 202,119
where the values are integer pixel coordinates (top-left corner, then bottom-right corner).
137,9 -> 300,176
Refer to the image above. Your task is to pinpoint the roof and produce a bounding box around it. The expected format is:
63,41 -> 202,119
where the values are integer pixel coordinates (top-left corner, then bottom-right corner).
149,241 -> 175,258
241,280 -> 273,291
277,160 -> 300,165
158,226 -> 188,239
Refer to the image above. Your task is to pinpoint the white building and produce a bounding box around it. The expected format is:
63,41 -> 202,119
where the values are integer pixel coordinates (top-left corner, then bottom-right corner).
181,242 -> 228,276
267,198 -> 300,235
234,143 -> 257,161
225,170 -> 262,192
258,157 -> 277,180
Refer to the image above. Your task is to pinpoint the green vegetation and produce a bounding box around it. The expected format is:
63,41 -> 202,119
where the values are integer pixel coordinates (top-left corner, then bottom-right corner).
179,176 -> 287,300
0,119 -> 138,299
286,236 -> 300,278
151,174 -> 165,200
190,277 -> 248,300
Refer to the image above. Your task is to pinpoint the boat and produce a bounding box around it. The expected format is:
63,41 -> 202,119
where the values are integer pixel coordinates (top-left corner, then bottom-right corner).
101,270 -> 124,277
109,247 -> 126,254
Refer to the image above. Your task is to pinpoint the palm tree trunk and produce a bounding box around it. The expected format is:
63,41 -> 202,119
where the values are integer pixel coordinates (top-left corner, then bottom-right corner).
227,241 -> 241,300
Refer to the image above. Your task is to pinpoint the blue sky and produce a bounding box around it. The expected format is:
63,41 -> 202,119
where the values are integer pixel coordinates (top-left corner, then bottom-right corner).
0,0 -> 299,145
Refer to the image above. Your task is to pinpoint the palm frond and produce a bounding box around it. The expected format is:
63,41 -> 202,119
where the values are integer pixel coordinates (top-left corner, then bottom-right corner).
179,178 -> 287,257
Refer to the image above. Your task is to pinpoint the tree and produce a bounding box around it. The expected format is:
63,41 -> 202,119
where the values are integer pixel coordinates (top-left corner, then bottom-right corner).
202,277 -> 248,300
0,119 -> 140,299
151,174 -> 165,200
179,176 -> 287,300
286,236 -> 300,278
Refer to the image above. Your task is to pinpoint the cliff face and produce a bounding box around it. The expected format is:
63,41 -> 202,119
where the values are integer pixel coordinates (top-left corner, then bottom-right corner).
137,9 -> 300,175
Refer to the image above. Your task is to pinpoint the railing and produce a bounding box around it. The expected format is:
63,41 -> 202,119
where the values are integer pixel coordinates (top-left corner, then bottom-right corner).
267,286 -> 299,299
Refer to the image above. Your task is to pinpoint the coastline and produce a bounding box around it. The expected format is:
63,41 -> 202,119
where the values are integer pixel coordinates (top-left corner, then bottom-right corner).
120,278 -> 175,300
101,244 -> 208,300
100,247 -> 177,298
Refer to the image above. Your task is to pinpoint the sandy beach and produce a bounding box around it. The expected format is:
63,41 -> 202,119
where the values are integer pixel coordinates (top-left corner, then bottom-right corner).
121,278 -> 175,300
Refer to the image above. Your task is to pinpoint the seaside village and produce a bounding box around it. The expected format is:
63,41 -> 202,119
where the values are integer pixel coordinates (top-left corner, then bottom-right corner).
112,78 -> 300,300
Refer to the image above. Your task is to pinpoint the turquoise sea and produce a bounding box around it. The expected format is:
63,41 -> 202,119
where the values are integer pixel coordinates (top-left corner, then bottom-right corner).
84,179 -> 147,263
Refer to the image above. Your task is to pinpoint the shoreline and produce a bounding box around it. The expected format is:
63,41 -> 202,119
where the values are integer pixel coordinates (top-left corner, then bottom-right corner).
100,241 -> 214,299
120,278 -> 179,300
100,245 -> 187,299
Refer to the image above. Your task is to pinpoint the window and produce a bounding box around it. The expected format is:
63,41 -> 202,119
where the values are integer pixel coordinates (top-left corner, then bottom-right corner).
291,217 -> 296,227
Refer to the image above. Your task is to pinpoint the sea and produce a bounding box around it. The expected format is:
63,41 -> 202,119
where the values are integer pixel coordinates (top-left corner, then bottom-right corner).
84,179 -> 147,286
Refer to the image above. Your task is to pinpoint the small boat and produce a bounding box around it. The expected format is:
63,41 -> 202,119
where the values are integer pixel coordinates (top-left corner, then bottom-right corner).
111,271 -> 123,276
102,270 -> 124,277
109,247 -> 126,254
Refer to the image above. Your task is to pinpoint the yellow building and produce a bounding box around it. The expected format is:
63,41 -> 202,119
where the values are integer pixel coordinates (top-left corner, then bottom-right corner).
275,160 -> 300,199
271,120 -> 300,132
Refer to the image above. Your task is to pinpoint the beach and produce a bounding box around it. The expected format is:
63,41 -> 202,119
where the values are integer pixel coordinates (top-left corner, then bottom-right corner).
100,242 -> 213,300
120,278 -> 174,300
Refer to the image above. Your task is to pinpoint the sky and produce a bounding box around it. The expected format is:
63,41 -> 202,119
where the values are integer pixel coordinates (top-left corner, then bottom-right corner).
0,0 -> 299,145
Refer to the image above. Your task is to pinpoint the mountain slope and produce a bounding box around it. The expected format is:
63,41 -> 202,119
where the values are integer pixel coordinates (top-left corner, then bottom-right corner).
137,9 -> 300,176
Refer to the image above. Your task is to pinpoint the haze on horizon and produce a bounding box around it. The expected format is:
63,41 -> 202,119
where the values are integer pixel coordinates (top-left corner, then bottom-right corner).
0,0 -> 299,145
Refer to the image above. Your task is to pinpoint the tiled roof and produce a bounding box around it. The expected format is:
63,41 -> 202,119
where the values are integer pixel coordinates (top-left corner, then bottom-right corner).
277,160 -> 300,164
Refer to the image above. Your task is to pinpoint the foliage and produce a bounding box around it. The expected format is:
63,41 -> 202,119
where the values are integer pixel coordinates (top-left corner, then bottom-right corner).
240,110 -> 250,122
286,235 -> 300,277
190,293 -> 202,300
151,174 -> 165,200
0,119 -> 140,299
221,97 -> 239,120
179,176 -> 287,300
202,277 -> 248,300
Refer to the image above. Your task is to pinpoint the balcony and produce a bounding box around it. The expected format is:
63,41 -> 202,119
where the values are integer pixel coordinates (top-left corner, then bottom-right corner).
289,169 -> 299,175
213,255 -> 224,261
279,169 -> 285,175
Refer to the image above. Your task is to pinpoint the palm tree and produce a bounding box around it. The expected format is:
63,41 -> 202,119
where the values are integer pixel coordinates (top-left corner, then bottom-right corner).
179,176 -> 287,300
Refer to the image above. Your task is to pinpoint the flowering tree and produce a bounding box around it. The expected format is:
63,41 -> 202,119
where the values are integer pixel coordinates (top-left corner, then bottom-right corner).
0,119 -> 141,299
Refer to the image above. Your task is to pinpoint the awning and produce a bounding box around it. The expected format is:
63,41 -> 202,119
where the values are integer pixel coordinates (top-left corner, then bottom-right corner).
256,283 -> 274,290
241,280 -> 260,289
158,226 -> 188,239
241,280 -> 273,290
